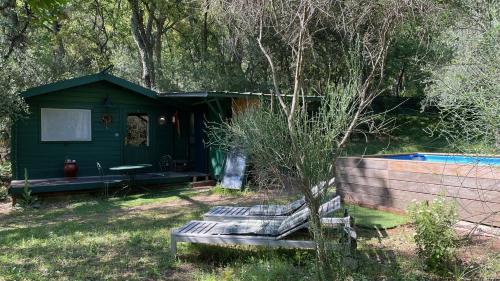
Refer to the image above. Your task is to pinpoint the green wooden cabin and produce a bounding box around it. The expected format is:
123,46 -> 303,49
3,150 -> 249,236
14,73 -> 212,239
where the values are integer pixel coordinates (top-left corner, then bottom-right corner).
9,72 -> 263,195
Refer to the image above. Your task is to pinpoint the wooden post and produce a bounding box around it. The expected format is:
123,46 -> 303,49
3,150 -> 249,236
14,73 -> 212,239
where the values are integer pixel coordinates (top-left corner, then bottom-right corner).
171,233 -> 177,256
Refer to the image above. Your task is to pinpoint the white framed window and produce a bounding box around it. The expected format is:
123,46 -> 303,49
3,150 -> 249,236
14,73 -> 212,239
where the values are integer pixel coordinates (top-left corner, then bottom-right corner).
41,108 -> 92,141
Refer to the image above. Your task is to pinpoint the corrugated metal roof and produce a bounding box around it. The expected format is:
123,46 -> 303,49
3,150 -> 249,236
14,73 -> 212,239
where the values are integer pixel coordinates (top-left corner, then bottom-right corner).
158,91 -> 321,100
21,72 -> 321,102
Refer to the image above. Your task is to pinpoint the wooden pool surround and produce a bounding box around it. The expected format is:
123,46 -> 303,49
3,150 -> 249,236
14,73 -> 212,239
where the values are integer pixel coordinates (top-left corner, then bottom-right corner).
335,155 -> 500,227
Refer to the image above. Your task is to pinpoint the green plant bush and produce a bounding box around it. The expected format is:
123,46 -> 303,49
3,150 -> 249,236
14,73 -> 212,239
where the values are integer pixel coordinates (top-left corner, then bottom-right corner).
408,196 -> 458,273
17,169 -> 38,208
0,162 -> 10,201
210,184 -> 252,197
0,185 -> 7,201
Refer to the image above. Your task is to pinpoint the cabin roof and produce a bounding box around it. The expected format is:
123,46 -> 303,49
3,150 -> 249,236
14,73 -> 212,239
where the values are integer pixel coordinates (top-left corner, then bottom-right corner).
21,72 -> 158,99
158,91 -> 321,101
158,91 -> 271,99
21,72 -> 321,101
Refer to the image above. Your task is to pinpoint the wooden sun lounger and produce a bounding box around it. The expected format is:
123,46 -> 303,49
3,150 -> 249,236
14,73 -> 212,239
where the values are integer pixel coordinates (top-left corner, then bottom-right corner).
203,196 -> 340,222
204,179 -> 336,222
171,216 -> 356,256
203,206 -> 288,222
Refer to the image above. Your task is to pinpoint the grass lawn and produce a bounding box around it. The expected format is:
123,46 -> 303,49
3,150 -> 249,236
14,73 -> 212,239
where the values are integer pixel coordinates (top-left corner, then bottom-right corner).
341,204 -> 409,229
345,114 -> 450,156
0,186 -> 498,280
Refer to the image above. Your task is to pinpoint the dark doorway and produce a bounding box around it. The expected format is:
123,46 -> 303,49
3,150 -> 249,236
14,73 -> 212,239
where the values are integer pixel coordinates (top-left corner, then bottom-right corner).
123,113 -> 150,164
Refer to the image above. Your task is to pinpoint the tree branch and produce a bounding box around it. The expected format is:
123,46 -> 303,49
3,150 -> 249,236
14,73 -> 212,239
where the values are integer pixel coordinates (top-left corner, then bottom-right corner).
257,15 -> 288,115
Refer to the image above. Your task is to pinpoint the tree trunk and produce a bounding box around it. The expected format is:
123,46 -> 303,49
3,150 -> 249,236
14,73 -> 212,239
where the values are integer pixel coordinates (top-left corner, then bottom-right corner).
128,0 -> 155,88
1,0 -> 30,61
298,178 -> 334,281
310,208 -> 333,280
52,20 -> 65,64
293,142 -> 334,281
395,66 -> 405,96
202,0 -> 209,60
154,16 -> 165,83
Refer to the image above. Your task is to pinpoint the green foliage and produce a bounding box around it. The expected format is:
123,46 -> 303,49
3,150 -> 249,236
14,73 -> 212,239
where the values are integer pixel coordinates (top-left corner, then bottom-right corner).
208,104 -> 292,189
408,196 -> 458,273
26,0 -> 69,24
0,85 -> 28,121
208,74 -> 364,191
210,184 -> 252,197
0,161 -> 10,175
0,185 -> 7,201
0,76 -> 29,140
0,0 -> 447,113
383,19 -> 451,97
17,168 -> 37,208
424,0 -> 500,153
0,162 -> 10,201
345,113 -> 450,156
208,66 -> 371,279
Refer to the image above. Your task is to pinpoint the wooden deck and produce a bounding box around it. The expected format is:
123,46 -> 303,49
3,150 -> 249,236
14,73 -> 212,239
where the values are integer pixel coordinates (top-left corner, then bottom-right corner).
9,171 -> 210,195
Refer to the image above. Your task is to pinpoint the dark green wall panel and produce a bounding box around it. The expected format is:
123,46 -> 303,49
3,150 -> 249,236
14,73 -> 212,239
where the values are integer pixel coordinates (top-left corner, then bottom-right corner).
206,99 -> 232,179
14,81 -> 177,179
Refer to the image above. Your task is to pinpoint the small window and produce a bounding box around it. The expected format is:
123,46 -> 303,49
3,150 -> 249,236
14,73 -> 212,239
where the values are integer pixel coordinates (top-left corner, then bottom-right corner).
125,113 -> 149,146
41,108 -> 92,141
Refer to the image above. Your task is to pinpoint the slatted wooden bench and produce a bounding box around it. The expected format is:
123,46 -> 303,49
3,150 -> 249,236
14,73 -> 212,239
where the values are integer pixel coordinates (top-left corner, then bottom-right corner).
204,206 -> 290,222
171,217 -> 356,255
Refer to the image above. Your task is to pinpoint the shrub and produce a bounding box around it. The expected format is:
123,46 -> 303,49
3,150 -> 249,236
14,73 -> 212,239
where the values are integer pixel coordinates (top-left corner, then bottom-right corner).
408,196 -> 458,273
0,185 -> 7,201
210,184 -> 252,196
0,162 -> 10,201
17,169 -> 37,208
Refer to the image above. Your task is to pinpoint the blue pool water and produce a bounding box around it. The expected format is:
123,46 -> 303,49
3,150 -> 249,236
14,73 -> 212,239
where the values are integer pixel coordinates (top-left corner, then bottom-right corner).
383,153 -> 500,166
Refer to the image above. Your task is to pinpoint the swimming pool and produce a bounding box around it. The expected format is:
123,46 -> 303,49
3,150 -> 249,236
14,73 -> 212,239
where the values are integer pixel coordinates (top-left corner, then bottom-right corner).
336,153 -> 500,227
383,153 -> 500,166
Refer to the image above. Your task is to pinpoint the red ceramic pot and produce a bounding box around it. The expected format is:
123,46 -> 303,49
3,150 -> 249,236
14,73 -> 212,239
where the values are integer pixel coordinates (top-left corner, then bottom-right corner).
64,162 -> 78,178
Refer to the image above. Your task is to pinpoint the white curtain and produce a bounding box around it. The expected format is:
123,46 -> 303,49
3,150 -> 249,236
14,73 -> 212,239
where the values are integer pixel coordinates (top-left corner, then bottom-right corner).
41,108 -> 92,141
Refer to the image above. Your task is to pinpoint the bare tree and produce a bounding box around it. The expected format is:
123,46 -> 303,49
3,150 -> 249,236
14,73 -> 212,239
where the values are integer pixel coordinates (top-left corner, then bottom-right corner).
210,0 -> 435,279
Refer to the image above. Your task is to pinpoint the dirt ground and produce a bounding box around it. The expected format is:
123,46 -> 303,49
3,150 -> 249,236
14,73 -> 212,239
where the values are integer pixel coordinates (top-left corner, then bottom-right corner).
0,197 -> 12,215
0,185 -> 291,222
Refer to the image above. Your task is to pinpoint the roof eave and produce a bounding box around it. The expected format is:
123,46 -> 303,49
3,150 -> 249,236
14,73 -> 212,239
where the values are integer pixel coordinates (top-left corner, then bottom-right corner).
21,73 -> 103,98
20,72 -> 158,100
159,91 -> 321,101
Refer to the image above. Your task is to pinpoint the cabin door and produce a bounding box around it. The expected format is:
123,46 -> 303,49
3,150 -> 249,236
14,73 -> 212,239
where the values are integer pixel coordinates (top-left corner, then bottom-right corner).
192,109 -> 208,173
123,112 -> 151,165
